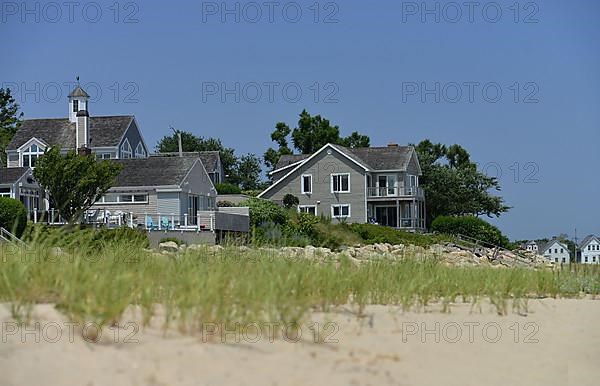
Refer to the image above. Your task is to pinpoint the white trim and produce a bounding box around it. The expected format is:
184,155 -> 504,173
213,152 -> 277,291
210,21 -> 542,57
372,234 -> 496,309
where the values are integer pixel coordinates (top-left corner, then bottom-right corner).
331,173 -> 350,194
301,174 -> 313,194
331,204 -> 351,219
269,159 -> 307,175
17,137 -> 48,152
135,142 -> 146,158
120,138 -> 133,158
298,205 -> 317,215
258,143 -> 368,198
98,193 -> 149,204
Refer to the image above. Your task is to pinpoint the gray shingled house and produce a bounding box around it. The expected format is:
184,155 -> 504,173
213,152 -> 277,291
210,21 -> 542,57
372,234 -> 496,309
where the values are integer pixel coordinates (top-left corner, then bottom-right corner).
0,167 -> 41,213
150,151 -> 224,185
259,143 -> 426,231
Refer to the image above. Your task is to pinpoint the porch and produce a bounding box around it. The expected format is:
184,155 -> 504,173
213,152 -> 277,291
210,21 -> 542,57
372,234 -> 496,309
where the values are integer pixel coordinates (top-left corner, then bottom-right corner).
367,200 -> 426,231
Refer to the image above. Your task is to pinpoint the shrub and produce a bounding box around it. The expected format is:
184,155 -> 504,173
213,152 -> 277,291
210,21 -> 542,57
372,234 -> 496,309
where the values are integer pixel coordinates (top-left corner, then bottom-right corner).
348,223 -> 446,247
282,194 -> 299,209
0,197 -> 27,238
215,183 -> 241,195
217,201 -> 236,207
431,215 -> 510,248
240,198 -> 288,227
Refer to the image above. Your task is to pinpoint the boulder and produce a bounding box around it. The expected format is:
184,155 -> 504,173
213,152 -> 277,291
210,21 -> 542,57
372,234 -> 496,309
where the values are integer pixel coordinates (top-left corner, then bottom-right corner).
159,241 -> 179,253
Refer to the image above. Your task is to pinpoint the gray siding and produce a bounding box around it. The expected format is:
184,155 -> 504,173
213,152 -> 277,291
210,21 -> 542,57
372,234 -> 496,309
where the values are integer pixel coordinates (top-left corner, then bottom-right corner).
90,190 -> 158,227
157,192 -> 181,215
262,149 -> 367,224
7,152 -> 19,168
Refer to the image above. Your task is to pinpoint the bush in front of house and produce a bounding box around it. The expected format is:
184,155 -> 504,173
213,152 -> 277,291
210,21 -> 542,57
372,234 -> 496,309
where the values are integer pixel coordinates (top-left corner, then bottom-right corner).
217,201 -> 237,207
282,194 -> 300,209
430,215 -> 510,248
0,197 -> 28,238
215,183 -> 242,195
348,223 -> 447,248
240,197 -> 288,228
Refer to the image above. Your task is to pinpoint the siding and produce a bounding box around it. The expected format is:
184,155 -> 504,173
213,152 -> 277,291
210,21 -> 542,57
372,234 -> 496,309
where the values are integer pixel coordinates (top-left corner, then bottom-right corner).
7,153 -> 19,168
90,190 -> 158,227
262,149 -> 367,224
119,120 -> 147,158
157,192 -> 181,215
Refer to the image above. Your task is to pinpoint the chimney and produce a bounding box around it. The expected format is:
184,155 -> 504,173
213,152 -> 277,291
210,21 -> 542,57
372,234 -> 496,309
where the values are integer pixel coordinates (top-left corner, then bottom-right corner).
78,146 -> 92,157
387,143 -> 399,147
76,109 -> 89,149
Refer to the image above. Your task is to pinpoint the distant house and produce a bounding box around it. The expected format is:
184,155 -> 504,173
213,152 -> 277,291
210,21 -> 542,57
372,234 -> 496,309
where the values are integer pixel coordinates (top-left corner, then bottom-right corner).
259,143 -> 426,231
579,235 -> 600,264
539,239 -> 570,264
89,155 -> 217,227
151,151 -> 224,185
0,167 -> 40,212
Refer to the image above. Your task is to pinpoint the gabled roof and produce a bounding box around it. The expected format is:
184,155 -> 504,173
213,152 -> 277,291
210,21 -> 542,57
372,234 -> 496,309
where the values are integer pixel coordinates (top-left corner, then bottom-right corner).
68,86 -> 90,98
334,145 -> 416,171
579,235 -> 600,249
151,151 -> 221,173
7,116 -> 134,150
273,154 -> 311,172
0,167 -> 31,185
540,239 -> 568,253
112,156 -> 199,187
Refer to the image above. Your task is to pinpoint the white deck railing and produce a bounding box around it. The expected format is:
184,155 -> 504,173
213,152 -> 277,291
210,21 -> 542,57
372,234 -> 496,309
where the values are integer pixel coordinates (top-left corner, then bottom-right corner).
367,186 -> 424,198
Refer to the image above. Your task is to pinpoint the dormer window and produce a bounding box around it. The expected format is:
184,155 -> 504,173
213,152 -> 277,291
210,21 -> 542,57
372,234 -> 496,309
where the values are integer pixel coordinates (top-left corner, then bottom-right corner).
135,142 -> 146,158
73,99 -> 79,112
22,143 -> 45,167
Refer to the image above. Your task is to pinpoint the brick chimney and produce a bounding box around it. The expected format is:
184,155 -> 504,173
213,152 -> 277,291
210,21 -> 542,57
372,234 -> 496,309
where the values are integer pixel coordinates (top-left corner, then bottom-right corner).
78,146 -> 92,157
76,109 -> 89,149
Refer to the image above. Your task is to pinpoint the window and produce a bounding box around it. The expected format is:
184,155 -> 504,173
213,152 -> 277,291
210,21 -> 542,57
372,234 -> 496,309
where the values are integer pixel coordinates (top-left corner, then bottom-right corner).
560,248 -> 563,253
331,204 -> 350,218
301,174 -> 312,194
135,142 -> 146,158
331,173 -> 350,193
554,258 -> 558,263
298,205 -> 317,216
562,258 -> 566,263
21,143 -> 45,167
585,256 -> 588,263
593,257 -> 597,263
99,193 -> 148,204
96,153 -> 112,160
73,99 -> 79,112
121,139 -> 133,158
0,187 -> 11,197
554,248 -> 558,254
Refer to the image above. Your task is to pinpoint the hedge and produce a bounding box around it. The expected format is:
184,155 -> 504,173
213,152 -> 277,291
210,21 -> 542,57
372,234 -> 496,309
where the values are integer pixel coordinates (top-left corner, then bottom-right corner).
0,197 -> 28,238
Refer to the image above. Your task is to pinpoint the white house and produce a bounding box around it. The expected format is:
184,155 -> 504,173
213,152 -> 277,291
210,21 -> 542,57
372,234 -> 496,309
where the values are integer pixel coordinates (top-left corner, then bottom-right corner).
523,240 -> 540,252
540,239 -> 570,264
579,235 -> 600,264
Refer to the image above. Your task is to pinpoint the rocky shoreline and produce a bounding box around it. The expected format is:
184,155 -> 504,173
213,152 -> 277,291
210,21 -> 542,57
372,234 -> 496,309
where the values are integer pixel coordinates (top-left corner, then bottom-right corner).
158,241 -> 551,269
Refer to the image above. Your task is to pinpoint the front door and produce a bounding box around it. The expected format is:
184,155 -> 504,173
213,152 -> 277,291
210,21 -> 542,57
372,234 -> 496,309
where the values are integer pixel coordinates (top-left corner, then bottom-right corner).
375,206 -> 397,228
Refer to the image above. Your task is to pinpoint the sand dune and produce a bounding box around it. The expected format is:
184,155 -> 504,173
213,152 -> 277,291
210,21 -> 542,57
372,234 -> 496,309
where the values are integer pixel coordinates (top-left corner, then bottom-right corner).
1,298 -> 598,386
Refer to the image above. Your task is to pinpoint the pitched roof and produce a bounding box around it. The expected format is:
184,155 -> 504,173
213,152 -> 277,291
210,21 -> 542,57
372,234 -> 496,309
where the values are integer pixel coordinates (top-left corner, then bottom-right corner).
579,235 -> 599,249
111,156 -> 199,187
151,151 -> 221,173
0,167 -> 30,185
7,116 -> 134,150
68,86 -> 90,98
274,154 -> 311,171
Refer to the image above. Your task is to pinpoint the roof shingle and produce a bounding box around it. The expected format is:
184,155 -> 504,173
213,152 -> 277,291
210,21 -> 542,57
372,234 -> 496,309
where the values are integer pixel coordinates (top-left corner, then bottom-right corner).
112,156 -> 198,187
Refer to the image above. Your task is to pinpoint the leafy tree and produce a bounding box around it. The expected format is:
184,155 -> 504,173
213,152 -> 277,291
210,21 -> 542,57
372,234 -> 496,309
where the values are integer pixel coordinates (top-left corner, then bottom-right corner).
215,182 -> 242,195
414,140 -> 510,226
156,131 -> 237,181
0,197 -> 27,238
228,153 -> 263,190
34,147 -> 123,223
264,110 -> 370,172
0,88 -> 23,166
282,194 -> 299,209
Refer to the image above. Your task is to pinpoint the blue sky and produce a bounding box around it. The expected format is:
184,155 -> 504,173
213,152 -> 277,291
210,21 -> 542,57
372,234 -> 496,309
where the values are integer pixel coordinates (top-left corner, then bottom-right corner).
2,0 -> 599,240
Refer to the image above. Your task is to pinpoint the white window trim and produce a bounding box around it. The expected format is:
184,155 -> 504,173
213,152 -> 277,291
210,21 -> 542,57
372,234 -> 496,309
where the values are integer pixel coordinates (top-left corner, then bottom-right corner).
98,193 -> 149,204
301,174 -> 313,194
20,142 -> 45,167
135,142 -> 146,158
298,205 -> 317,215
121,138 -> 133,159
331,173 -> 351,194
331,204 -> 351,218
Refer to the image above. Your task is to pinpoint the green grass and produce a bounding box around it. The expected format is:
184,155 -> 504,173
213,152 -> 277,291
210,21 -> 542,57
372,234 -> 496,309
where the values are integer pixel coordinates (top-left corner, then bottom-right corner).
2,233 -> 599,336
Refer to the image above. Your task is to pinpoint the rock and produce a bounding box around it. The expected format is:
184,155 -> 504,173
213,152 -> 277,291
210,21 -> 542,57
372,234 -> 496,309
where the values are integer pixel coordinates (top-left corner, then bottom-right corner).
159,241 -> 179,253
186,244 -> 204,251
304,245 -> 317,259
209,245 -> 224,253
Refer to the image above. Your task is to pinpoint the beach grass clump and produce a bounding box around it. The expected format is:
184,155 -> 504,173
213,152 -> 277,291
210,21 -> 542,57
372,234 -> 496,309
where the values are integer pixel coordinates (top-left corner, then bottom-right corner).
1,234 -> 599,335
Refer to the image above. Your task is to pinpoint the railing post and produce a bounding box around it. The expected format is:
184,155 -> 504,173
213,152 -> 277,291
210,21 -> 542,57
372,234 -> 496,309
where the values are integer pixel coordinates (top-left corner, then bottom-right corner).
197,211 -> 200,232
184,213 -> 188,227
158,213 -> 161,230
171,213 -> 175,230
129,212 -> 133,228
33,208 -> 38,223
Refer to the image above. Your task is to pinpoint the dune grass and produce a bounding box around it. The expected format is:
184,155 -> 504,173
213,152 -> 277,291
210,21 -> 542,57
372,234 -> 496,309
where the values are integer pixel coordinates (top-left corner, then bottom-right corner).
1,236 -> 599,335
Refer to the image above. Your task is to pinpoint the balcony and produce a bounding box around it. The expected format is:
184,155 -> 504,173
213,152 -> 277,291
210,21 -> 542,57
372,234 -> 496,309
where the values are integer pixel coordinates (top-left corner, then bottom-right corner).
367,186 -> 424,199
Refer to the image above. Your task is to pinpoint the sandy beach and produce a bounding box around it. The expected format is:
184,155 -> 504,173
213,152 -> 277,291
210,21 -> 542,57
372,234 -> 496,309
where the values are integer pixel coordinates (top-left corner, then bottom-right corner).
1,298 -> 599,386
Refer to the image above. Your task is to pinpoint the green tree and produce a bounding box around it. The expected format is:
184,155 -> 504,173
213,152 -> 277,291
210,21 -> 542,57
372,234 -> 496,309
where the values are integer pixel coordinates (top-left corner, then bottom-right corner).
156,131 -> 237,181
414,140 -> 510,226
34,147 -> 123,223
229,153 -> 262,190
0,88 -> 24,166
264,110 -> 370,172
